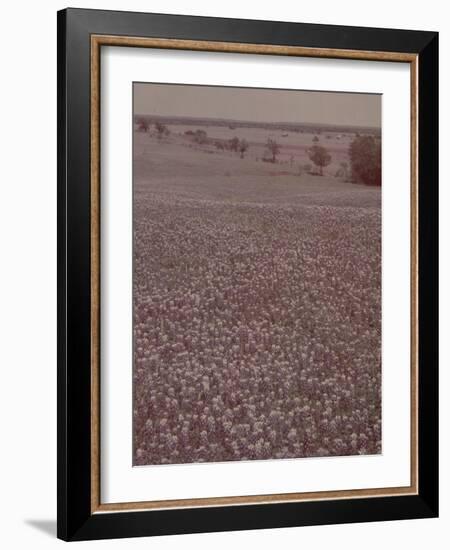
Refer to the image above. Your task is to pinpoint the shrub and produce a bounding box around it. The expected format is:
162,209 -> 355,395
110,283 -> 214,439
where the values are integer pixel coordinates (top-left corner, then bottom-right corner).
335,161 -> 349,179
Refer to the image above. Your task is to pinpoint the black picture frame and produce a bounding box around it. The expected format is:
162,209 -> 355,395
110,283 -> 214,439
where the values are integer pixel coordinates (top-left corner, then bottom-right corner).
57,7 -> 438,541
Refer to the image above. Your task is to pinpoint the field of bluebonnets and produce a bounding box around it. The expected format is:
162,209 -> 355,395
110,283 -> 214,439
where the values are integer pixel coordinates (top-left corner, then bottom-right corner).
133,122 -> 381,466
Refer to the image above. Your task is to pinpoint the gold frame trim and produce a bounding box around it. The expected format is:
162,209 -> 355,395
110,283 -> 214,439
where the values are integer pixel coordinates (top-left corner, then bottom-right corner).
90,35 -> 419,514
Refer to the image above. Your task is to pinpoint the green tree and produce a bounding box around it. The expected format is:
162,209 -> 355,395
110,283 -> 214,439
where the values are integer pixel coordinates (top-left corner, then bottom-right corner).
349,135 -> 381,186
137,117 -> 149,132
307,145 -> 332,176
238,139 -> 249,158
265,138 -> 280,163
229,136 -> 240,152
155,122 -> 170,139
194,129 -> 208,144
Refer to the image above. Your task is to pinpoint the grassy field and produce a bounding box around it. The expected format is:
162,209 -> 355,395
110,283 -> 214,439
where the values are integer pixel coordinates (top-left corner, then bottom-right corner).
133,125 -> 381,466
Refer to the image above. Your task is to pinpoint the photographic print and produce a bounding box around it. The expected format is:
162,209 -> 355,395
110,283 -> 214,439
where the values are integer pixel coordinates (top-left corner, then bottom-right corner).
58,11 -> 438,539
132,83 -> 382,467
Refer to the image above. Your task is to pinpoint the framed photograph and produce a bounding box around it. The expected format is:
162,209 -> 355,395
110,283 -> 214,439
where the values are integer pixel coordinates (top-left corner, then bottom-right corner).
57,8 -> 438,541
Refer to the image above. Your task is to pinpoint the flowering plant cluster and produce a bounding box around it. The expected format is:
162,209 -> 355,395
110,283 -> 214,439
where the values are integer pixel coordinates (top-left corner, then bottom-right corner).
133,189 -> 381,465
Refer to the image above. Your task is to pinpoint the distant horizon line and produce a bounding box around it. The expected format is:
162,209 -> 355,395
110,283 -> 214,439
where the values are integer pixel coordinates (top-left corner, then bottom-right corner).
133,113 -> 381,131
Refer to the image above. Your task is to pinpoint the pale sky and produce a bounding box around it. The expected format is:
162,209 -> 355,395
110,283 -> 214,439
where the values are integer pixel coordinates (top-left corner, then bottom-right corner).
134,83 -> 381,128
